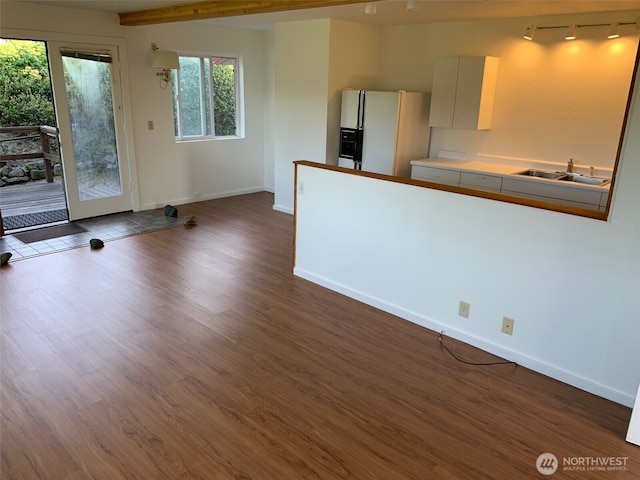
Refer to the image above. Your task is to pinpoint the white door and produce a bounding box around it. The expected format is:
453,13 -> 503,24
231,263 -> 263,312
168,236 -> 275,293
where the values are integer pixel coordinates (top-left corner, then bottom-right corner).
48,42 -> 132,220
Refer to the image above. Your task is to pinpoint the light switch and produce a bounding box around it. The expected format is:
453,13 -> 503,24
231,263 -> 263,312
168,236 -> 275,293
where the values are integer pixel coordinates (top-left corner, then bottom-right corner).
147,120 -> 154,130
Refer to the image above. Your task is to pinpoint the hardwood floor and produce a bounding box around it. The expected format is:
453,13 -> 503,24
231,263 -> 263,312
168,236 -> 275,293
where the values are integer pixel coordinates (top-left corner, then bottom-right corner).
1,191 -> 637,479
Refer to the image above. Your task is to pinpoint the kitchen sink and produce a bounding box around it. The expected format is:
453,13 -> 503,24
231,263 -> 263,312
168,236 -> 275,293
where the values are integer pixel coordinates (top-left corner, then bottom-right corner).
557,174 -> 610,185
515,169 -> 567,179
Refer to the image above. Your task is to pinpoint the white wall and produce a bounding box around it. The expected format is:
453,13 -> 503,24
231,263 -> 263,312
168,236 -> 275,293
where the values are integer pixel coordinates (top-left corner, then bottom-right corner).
124,22 -> 268,208
273,19 -> 331,214
273,19 -> 380,213
1,1 -> 269,210
293,58 -> 640,406
326,20 -> 379,165
263,30 -> 276,192
377,12 -> 639,172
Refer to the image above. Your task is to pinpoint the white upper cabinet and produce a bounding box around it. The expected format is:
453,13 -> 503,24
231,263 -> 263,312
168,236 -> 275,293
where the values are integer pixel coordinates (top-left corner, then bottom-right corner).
429,56 -> 499,130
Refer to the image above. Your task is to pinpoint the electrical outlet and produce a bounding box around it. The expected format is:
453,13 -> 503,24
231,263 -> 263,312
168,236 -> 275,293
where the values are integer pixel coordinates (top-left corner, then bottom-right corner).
458,301 -> 470,319
502,317 -> 515,335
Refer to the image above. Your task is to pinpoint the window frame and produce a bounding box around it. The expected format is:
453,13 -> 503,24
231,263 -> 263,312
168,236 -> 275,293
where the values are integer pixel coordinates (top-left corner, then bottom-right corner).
172,52 -> 243,142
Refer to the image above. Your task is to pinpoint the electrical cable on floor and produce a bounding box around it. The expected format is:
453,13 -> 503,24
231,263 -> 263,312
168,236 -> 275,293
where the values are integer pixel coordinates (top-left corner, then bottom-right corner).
439,331 -> 518,367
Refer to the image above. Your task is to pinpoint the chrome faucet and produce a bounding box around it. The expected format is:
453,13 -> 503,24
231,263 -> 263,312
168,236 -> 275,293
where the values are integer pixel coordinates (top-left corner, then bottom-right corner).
567,159 -> 574,173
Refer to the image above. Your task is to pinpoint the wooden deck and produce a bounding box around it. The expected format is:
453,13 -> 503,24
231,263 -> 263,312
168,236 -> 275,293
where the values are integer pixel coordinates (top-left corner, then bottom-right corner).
0,181 -> 67,217
0,179 -> 122,219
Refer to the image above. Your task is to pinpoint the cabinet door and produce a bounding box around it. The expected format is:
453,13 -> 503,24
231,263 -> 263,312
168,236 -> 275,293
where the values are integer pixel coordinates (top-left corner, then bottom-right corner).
429,57 -> 459,128
429,56 -> 498,130
454,57 -> 489,130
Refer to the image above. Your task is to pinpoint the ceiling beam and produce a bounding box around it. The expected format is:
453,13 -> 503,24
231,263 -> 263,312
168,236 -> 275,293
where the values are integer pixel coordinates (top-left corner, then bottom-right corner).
119,0 -> 373,26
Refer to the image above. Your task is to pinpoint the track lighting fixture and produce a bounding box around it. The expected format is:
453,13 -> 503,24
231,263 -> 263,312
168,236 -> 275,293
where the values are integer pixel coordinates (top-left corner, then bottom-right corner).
565,24 -> 577,40
522,19 -> 639,42
364,2 -> 376,14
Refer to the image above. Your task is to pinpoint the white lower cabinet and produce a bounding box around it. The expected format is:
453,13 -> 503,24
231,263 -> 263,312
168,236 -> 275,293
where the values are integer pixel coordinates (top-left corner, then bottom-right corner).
459,172 -> 502,192
501,178 -> 603,209
411,164 -> 606,210
411,165 -> 461,186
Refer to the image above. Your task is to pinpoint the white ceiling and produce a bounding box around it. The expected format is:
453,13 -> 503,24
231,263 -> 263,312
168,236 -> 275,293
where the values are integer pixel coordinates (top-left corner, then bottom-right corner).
10,0 -> 640,29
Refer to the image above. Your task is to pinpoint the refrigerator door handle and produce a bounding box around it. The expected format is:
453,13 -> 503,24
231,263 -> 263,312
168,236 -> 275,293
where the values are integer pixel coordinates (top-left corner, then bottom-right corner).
356,90 -> 362,129
359,90 -> 366,129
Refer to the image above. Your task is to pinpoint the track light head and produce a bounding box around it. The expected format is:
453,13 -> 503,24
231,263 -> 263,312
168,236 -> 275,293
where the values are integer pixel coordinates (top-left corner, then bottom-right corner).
406,0 -> 419,11
565,24 -> 577,40
523,25 -> 536,41
608,23 -> 620,39
364,2 -> 376,14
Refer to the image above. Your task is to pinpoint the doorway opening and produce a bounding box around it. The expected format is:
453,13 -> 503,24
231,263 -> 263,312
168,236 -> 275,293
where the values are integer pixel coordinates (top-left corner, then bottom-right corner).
0,38 -> 68,234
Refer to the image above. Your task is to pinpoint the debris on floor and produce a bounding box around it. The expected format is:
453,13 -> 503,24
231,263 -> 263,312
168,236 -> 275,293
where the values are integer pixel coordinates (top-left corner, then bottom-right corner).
0,252 -> 12,266
89,238 -> 104,249
164,204 -> 178,218
184,215 -> 197,226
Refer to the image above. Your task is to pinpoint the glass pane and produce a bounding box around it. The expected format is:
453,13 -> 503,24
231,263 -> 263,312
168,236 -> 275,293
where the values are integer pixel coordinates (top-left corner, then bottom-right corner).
211,57 -> 237,136
62,54 -> 121,200
178,56 -> 204,136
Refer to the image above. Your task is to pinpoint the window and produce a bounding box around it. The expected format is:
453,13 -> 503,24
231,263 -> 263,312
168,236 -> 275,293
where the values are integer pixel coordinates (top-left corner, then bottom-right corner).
172,55 -> 241,140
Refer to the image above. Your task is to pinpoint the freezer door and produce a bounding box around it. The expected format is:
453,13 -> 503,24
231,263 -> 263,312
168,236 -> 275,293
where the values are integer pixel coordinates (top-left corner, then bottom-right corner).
340,90 -> 362,128
338,157 -> 356,169
361,91 -> 400,175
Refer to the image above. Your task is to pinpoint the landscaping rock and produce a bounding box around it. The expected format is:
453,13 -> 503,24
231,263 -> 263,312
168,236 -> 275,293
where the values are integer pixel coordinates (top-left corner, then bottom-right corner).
184,215 -> 197,226
8,167 -> 26,178
30,169 -> 46,180
25,161 -> 40,171
164,205 -> 178,218
0,252 -> 11,266
4,176 -> 29,185
89,238 -> 104,249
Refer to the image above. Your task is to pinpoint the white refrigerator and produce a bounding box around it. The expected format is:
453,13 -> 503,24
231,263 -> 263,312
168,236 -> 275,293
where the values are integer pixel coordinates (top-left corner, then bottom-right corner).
338,90 -> 430,177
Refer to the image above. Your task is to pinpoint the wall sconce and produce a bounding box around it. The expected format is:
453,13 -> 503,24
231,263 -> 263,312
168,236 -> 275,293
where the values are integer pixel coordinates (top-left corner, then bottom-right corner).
151,44 -> 179,86
364,2 -> 376,14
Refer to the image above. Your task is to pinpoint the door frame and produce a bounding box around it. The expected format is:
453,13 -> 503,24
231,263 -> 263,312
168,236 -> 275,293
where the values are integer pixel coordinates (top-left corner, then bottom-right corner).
2,28 -> 141,218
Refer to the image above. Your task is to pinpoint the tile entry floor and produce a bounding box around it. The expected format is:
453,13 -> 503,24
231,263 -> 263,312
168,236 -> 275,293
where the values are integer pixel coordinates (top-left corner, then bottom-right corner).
0,209 -> 182,261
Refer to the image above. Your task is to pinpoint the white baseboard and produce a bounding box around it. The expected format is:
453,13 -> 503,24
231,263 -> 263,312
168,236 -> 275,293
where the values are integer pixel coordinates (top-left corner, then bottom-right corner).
293,267 -> 635,408
273,204 -> 293,215
140,187 -> 266,211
